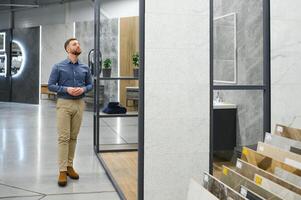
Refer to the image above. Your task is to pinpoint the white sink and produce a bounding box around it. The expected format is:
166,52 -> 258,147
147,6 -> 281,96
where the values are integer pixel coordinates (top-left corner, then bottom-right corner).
213,102 -> 237,109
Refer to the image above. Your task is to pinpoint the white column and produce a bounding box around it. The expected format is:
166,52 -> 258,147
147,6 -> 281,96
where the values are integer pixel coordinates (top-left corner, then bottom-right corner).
144,0 -> 210,199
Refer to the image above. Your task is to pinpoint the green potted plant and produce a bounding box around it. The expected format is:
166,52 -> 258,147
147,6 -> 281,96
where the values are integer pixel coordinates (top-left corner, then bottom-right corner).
132,52 -> 139,77
102,58 -> 112,77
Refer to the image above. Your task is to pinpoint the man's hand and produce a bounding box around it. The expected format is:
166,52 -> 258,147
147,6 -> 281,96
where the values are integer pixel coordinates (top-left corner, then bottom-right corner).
67,87 -> 85,96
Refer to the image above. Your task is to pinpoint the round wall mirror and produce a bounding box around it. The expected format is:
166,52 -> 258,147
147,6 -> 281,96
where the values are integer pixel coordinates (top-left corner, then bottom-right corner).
11,41 -> 24,76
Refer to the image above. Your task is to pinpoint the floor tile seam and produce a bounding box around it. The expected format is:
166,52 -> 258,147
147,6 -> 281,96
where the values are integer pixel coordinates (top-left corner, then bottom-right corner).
0,194 -> 44,199
0,183 -> 45,196
45,190 -> 117,196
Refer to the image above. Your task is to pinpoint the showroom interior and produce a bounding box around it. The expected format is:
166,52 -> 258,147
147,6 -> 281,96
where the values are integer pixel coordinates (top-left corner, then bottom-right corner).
0,0 -> 301,200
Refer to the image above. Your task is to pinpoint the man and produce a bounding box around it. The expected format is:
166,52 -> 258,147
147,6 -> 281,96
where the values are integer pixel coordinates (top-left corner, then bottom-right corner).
48,38 -> 92,186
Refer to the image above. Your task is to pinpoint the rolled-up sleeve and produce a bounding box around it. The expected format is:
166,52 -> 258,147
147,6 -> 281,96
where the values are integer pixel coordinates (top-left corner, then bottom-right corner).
48,64 -> 67,94
84,67 -> 93,93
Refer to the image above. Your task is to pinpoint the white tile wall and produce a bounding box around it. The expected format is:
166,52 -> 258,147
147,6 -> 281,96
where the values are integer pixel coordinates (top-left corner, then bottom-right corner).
144,0 -> 210,199
271,0 -> 301,129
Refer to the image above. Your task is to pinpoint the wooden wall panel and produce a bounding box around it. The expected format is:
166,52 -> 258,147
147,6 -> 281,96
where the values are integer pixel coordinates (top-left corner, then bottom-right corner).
119,16 -> 139,111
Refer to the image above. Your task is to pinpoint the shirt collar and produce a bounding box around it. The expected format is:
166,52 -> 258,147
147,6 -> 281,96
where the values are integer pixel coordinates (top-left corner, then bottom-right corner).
65,58 -> 80,64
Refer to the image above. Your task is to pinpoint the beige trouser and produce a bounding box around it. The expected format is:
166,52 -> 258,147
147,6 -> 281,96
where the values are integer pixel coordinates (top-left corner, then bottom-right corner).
56,98 -> 85,172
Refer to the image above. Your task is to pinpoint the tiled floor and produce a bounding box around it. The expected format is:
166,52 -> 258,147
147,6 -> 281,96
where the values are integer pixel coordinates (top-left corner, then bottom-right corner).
0,100 -> 139,200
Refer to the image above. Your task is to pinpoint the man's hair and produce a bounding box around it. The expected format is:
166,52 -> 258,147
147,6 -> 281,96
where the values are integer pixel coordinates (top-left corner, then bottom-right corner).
64,38 -> 78,52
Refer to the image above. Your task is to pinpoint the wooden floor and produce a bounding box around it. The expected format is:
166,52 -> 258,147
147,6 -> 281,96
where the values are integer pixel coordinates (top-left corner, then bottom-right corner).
213,156 -> 235,179
100,151 -> 138,200
100,152 -> 233,200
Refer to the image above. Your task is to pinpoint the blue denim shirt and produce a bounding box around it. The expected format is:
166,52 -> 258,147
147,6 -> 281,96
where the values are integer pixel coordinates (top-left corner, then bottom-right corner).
48,58 -> 93,99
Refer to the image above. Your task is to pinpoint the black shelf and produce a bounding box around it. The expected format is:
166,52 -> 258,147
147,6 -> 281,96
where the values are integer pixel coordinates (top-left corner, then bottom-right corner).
96,111 -> 138,118
94,76 -> 139,80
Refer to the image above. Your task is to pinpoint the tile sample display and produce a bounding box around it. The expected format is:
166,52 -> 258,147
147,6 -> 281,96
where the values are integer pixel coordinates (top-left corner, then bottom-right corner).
234,159 -> 301,195
186,178 -> 219,200
254,174 -> 301,200
291,146 -> 301,155
274,124 -> 301,142
202,172 -> 247,200
265,132 -> 301,151
240,185 -> 264,200
241,147 -> 301,176
275,167 -> 301,187
257,142 -> 301,169
219,166 -> 282,200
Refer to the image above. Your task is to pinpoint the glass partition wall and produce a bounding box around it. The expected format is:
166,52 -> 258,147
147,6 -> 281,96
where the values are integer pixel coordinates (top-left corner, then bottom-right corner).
210,0 -> 270,174
93,1 -> 140,199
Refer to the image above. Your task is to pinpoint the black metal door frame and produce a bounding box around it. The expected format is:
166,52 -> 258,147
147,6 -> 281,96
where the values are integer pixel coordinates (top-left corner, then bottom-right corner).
209,0 -> 271,173
93,0 -> 145,199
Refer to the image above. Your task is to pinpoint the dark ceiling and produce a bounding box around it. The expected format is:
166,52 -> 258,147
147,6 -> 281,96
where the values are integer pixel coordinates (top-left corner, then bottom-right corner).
0,0 -> 90,12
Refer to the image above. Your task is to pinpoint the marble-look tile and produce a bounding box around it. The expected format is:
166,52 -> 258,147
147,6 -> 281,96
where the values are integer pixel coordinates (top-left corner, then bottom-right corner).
41,192 -> 120,200
216,90 -> 263,146
241,147 -> 301,176
202,172 -> 247,200
219,166 -> 282,200
0,196 -> 44,200
75,19 -> 118,103
186,178 -> 219,200
0,101 -> 117,196
145,47 -> 209,85
257,142 -> 301,168
145,13 -> 209,50
146,0 -> 209,15
0,184 -> 41,198
271,0 -> 301,20
274,167 -> 301,188
234,159 -> 301,195
271,2 -> 301,133
264,132 -> 301,152
145,83 -> 209,120
254,174 -> 301,200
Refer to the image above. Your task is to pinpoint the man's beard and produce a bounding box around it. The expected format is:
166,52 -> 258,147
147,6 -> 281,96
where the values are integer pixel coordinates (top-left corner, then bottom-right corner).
71,49 -> 81,56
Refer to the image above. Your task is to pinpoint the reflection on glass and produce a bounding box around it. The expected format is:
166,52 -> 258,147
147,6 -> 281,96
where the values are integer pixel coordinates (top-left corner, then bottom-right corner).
0,32 -> 5,51
11,41 -> 23,76
213,13 -> 236,84
0,54 -> 6,76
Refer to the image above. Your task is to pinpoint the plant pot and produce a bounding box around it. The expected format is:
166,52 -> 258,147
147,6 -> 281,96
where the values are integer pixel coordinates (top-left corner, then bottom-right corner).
102,68 -> 111,77
133,68 -> 139,78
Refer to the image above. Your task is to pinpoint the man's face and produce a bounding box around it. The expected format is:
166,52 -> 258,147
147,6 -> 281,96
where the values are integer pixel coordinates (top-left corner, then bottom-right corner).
67,40 -> 81,56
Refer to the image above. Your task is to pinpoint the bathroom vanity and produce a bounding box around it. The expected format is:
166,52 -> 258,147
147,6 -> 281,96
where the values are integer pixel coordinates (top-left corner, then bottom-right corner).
213,102 -> 237,154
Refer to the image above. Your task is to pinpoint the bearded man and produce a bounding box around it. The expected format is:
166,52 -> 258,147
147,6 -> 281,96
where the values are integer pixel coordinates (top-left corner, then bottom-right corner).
48,38 -> 92,186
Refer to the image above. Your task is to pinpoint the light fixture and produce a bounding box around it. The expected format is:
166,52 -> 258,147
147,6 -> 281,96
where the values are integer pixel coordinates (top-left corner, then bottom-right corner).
12,40 -> 26,78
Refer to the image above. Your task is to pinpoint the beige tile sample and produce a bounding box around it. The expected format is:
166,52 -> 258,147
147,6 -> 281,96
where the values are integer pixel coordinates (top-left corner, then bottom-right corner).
254,174 -> 301,200
275,167 -> 301,188
241,147 -> 301,176
274,124 -> 301,142
202,172 -> 247,200
257,142 -> 301,169
265,132 -> 301,151
219,166 -> 282,200
234,159 -> 301,195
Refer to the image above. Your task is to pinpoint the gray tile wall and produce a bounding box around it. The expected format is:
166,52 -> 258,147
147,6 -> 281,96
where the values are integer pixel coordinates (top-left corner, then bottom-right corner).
75,18 -> 119,104
213,0 -> 264,146
214,0 -> 263,85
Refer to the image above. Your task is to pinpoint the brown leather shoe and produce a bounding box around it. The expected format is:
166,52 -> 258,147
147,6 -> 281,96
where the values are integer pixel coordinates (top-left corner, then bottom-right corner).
67,166 -> 79,179
58,171 -> 67,186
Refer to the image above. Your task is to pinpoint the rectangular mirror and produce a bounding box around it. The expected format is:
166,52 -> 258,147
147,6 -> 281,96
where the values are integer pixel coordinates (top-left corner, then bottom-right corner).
0,32 -> 5,52
0,54 -> 7,77
213,13 -> 237,84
